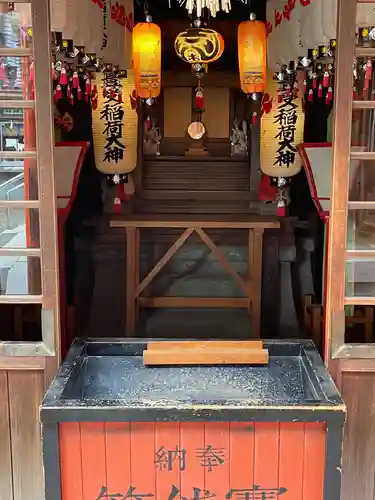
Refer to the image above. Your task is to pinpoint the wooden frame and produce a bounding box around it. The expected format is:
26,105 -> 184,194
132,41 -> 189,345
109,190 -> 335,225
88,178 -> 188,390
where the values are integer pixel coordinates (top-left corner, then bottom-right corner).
0,0 -> 60,363
326,0 -> 375,361
110,215 -> 280,338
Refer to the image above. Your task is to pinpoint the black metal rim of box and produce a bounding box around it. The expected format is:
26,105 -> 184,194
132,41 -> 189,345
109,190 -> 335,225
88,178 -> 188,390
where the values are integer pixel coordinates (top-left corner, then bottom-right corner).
41,338 -> 346,500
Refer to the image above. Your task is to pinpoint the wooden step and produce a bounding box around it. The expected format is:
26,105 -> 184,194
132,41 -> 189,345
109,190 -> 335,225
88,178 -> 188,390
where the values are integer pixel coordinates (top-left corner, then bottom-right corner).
141,190 -> 251,200
135,199 -> 250,214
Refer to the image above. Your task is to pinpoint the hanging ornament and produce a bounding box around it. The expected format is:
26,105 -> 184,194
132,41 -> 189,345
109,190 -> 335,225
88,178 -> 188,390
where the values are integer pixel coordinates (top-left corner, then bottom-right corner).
59,67 -> 68,86
118,90 -> 123,103
178,0 -> 231,17
276,177 -> 287,217
252,111 -> 257,125
146,116 -> 151,130
52,62 -> 57,81
293,81 -> 299,98
91,84 -> 98,110
55,85 -> 62,101
85,78 -> 91,94
72,71 -> 79,89
77,86 -> 82,100
195,87 -> 205,111
325,86 -> 333,105
312,76 -> 317,89
238,13 -> 267,95
133,17 -> 162,99
323,71 -> 329,87
308,89 -> 313,102
353,87 -> 358,99
175,27 -> 224,64
303,79 -> 307,94
365,59 -> 373,82
318,84 -> 323,98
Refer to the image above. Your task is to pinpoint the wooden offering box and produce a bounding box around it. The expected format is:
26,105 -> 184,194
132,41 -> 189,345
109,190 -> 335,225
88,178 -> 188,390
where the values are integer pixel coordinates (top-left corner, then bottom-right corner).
41,339 -> 345,500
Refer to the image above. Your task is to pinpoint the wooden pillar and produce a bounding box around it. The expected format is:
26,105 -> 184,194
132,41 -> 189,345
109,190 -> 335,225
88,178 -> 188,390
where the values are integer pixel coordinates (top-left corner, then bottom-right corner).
249,98 -> 262,213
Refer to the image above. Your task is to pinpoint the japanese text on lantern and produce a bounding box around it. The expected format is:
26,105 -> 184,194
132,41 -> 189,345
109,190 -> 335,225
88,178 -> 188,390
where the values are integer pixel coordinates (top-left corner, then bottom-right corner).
273,93 -> 298,168
100,72 -> 126,164
95,445 -> 288,500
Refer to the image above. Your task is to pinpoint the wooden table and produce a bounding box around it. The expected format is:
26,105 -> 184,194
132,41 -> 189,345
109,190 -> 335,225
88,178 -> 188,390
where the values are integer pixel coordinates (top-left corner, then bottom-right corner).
110,214 -> 280,337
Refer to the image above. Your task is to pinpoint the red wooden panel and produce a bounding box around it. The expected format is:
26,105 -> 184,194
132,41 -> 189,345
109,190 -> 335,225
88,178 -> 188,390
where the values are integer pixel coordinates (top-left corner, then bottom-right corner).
179,422 -> 205,499
254,423 -> 280,497
302,422 -> 326,500
229,423 -> 255,490
279,423 -> 305,499
80,423 -> 107,500
204,423 -> 230,500
105,423 -> 131,495
59,423 -> 83,499
130,423 -> 156,498
155,423 -> 181,500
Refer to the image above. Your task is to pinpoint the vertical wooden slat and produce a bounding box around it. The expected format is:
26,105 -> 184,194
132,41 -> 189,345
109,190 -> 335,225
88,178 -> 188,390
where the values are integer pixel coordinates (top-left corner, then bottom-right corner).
179,423 -> 205,498
129,423 -> 156,497
253,423 -> 279,488
278,423 -> 305,499
80,422 -> 107,500
229,423 -> 255,489
0,371 -> 13,499
302,423 -> 326,500
155,423 -> 181,500
324,0 -> 357,359
204,423 -> 230,500
59,422 -> 83,499
8,371 -> 45,500
105,423 -> 131,495
341,373 -> 375,500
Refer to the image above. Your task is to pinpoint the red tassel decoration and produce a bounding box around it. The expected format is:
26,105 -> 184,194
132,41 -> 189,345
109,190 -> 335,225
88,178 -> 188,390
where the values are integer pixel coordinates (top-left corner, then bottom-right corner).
363,86 -> 368,99
77,86 -> 82,100
312,77 -> 317,89
276,205 -> 286,217
84,92 -> 89,103
308,89 -> 313,102
92,96 -> 98,110
53,90 -> 58,104
195,89 -> 205,110
252,111 -> 257,125
286,85 -> 291,98
118,90 -> 123,103
29,62 -> 34,83
55,85 -> 62,101
323,72 -> 329,87
85,78 -> 91,94
325,86 -> 333,105
52,62 -> 56,81
70,93 -> 74,105
59,67 -> 68,86
318,84 -> 323,98
366,59 -> 373,82
146,116 -> 151,130
72,71 -> 79,89
66,85 -> 71,99
110,87 -> 115,100
303,79 -> 307,94
277,88 -> 283,103
113,184 -> 123,213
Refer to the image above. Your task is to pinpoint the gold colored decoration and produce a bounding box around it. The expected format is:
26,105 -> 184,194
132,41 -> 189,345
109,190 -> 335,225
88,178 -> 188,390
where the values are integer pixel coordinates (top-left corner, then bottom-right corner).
133,21 -> 162,99
238,19 -> 267,94
175,27 -> 224,64
260,74 -> 304,178
92,70 -> 138,175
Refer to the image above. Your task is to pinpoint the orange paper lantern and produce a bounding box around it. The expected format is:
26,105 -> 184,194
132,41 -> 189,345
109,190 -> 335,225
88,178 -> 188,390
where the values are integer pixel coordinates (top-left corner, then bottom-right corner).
238,19 -> 267,94
133,21 -> 161,99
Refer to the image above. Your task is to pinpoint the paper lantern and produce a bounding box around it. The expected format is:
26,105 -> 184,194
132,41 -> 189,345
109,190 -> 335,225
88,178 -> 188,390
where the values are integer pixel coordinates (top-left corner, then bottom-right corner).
92,69 -> 138,175
133,21 -> 161,99
238,18 -> 267,94
260,73 -> 304,178
174,27 -> 224,64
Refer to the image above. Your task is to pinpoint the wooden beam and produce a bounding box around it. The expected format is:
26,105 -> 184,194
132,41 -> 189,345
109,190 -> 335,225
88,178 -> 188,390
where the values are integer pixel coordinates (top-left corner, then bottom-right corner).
195,227 -> 250,296
138,297 -> 249,308
143,348 -> 269,366
137,228 -> 194,295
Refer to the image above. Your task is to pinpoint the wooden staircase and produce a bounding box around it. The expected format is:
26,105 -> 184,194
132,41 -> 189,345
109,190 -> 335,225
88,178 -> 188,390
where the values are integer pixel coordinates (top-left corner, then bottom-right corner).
135,156 -> 251,214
